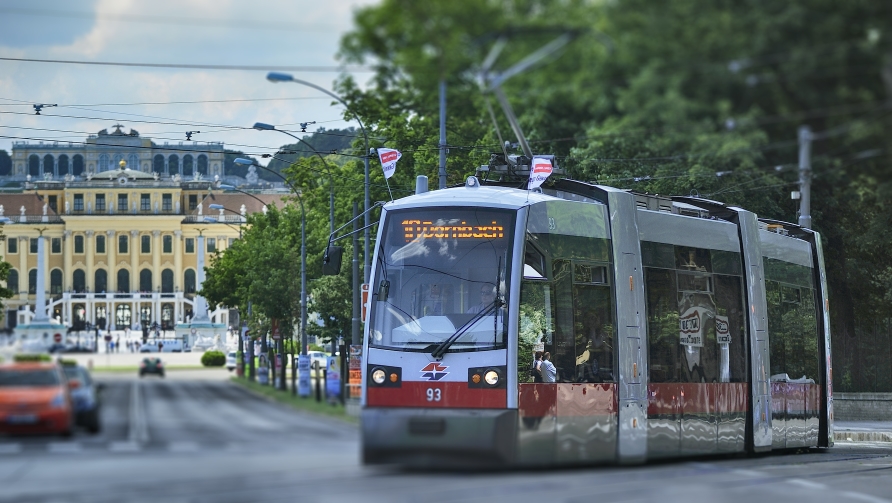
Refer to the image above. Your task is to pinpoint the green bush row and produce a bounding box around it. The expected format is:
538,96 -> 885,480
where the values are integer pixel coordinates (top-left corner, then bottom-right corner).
13,354 -> 52,362
201,350 -> 226,367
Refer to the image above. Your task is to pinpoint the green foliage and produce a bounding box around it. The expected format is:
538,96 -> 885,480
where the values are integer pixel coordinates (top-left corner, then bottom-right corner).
14,354 -> 52,362
201,350 -> 226,367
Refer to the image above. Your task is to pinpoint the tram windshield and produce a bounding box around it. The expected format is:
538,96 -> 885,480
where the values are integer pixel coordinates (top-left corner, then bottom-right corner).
368,207 -> 515,353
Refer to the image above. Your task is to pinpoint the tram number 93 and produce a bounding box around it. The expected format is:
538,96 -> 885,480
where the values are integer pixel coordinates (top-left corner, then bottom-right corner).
426,388 -> 442,402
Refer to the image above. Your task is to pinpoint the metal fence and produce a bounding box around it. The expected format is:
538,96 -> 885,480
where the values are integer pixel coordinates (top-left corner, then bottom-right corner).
833,319 -> 892,392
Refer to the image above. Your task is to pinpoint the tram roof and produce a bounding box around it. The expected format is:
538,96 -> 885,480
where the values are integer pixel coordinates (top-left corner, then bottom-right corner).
383,182 -> 560,212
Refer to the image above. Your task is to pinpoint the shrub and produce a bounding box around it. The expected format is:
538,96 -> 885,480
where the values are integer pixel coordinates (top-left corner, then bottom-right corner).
14,354 -> 52,362
201,350 -> 226,367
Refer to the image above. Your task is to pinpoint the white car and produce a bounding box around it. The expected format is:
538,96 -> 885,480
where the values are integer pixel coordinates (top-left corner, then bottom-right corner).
226,352 -> 237,371
308,351 -> 329,370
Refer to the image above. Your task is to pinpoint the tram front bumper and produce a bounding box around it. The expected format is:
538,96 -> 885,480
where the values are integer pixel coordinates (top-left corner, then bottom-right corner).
361,407 -> 517,466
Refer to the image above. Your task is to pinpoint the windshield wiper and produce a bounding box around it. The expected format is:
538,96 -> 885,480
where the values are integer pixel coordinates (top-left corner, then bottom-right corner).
430,300 -> 500,360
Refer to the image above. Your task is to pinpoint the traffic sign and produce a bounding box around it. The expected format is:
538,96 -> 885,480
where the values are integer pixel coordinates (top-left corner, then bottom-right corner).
53,333 -> 62,343
361,283 -> 369,323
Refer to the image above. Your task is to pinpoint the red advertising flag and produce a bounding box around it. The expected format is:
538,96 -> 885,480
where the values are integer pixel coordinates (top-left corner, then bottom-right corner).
528,157 -> 553,189
378,148 -> 402,179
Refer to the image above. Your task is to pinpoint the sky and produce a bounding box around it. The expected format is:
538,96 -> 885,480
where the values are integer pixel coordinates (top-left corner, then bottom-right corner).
0,0 -> 377,165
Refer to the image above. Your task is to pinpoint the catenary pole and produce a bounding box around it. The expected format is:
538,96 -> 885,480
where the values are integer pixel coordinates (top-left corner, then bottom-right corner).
798,125 -> 813,229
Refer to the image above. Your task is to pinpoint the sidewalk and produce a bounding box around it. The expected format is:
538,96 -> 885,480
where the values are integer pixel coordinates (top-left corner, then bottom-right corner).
834,421 -> 892,443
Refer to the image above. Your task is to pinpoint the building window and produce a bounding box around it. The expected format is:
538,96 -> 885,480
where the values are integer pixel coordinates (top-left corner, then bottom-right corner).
95,194 -> 106,212
74,235 -> 84,254
28,269 -> 37,294
73,194 -> 84,212
7,269 -> 18,293
50,269 -> 62,295
95,269 -> 107,293
207,238 -> 216,253
96,235 -> 106,254
48,196 -> 57,213
188,195 -> 198,211
118,235 -> 128,254
184,269 -> 196,293
163,235 -> 172,254
228,238 -> 235,247
141,194 -> 151,211
7,238 -> 17,254
141,235 -> 150,254
29,238 -> 38,254
185,238 -> 195,253
162,194 -> 172,211
51,238 -> 61,254
117,269 -> 130,293
73,269 -> 85,293
117,194 -> 128,212
161,269 -> 174,293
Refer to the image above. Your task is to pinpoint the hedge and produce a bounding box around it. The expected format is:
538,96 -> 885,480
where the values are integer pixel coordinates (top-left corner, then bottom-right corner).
201,350 -> 226,367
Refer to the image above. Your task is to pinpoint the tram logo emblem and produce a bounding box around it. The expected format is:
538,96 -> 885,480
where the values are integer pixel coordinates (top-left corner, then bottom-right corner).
420,363 -> 449,381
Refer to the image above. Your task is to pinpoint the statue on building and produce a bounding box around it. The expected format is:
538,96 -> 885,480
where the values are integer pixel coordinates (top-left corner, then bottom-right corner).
246,166 -> 259,185
197,203 -> 203,216
0,205 -> 4,216
20,206 -> 26,216
240,204 -> 246,216
262,205 -> 268,215
65,201 -> 70,214
153,171 -> 159,181
43,203 -> 47,216
218,207 -> 224,217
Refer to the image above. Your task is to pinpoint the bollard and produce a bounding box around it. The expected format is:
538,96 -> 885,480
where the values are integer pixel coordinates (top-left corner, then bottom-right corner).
87,359 -> 93,371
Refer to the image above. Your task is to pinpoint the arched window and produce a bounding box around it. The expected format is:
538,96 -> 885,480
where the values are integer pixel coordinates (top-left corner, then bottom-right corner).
58,155 -> 69,176
94,269 -> 107,293
98,154 -> 110,172
117,269 -> 130,293
153,154 -> 165,173
7,269 -> 18,293
28,154 -> 40,177
73,269 -> 86,293
161,303 -> 174,329
72,155 -> 85,176
139,269 -> 152,292
183,155 -> 194,177
28,269 -> 37,294
128,154 -> 139,171
115,304 -> 131,328
113,153 -> 124,169
161,269 -> 174,293
43,154 -> 54,176
50,269 -> 63,294
168,154 -> 179,176
184,269 -> 196,294
197,155 -> 208,176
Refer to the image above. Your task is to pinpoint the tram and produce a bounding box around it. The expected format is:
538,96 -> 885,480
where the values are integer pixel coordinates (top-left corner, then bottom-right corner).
359,173 -> 833,467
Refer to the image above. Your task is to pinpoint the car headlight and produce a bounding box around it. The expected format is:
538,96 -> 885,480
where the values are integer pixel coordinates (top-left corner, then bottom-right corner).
484,369 -> 500,387
49,391 -> 67,409
371,368 -> 386,384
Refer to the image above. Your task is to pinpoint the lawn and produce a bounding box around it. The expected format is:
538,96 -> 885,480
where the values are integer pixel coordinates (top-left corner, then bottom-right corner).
230,376 -> 358,424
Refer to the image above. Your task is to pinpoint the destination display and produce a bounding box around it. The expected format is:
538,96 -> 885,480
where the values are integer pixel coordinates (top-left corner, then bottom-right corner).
401,219 -> 505,242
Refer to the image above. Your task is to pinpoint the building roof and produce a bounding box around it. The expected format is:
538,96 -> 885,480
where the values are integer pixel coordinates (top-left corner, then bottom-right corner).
0,193 -> 58,218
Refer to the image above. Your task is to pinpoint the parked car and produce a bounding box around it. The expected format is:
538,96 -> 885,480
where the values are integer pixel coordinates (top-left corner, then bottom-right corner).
0,362 -> 73,436
139,357 -> 165,378
60,362 -> 101,434
226,352 -> 237,372
308,351 -> 329,371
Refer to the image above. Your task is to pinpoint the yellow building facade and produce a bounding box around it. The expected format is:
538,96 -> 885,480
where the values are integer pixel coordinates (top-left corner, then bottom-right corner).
1,127 -> 284,337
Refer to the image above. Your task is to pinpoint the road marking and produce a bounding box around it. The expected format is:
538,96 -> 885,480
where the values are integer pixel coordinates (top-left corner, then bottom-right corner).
47,442 -> 82,454
788,479 -> 826,490
127,381 -> 149,445
109,441 -> 141,453
0,443 -> 22,454
168,441 -> 199,452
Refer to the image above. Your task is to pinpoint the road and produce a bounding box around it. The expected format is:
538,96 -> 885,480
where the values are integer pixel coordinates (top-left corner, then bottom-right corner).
2,371 -> 892,503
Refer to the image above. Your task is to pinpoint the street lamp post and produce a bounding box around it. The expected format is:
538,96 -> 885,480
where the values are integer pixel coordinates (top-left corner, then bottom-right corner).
252,122 -> 335,236
232,158 -> 308,378
266,73 -> 370,351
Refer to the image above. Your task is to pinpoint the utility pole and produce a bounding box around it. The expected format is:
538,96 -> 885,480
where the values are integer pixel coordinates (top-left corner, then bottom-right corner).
352,202 -> 361,345
439,80 -> 447,189
798,125 -> 813,229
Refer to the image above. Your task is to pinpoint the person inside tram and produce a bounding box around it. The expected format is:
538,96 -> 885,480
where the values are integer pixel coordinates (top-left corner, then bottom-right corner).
467,285 -> 497,314
575,338 -> 600,382
539,352 -> 557,383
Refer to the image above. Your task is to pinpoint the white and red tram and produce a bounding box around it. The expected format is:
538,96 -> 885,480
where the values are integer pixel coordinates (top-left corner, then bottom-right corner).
360,176 -> 833,466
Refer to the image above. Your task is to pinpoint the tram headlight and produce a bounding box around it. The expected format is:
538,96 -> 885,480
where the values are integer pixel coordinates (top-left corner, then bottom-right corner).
371,368 -> 386,384
483,369 -> 500,387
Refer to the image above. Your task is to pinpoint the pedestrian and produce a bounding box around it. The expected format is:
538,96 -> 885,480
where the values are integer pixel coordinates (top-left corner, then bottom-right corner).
540,352 -> 557,383
531,351 -> 544,383
158,341 -> 163,353
116,336 -> 120,353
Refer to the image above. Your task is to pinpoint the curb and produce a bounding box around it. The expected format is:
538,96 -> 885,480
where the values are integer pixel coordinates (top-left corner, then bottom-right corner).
834,431 -> 892,443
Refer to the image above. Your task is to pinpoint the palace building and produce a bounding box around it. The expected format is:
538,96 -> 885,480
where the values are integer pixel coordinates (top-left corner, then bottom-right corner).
0,125 -> 286,343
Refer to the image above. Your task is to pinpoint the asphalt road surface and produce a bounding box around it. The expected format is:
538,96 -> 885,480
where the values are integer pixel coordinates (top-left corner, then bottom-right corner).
2,372 -> 891,503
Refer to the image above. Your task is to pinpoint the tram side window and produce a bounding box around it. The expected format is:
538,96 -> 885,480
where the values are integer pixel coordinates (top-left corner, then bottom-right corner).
765,258 -> 820,382
549,260 -> 615,383
519,280 -> 554,383
644,242 -> 747,384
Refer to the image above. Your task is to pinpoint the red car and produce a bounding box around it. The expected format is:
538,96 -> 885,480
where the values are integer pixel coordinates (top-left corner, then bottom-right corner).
0,362 -> 74,436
